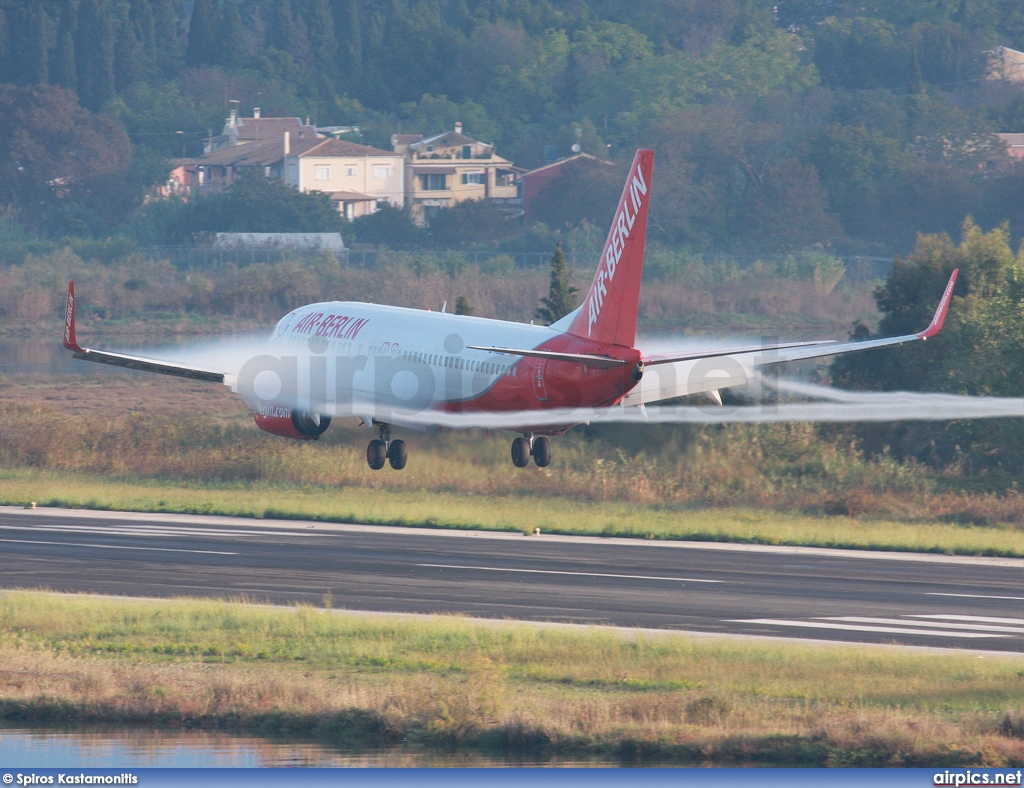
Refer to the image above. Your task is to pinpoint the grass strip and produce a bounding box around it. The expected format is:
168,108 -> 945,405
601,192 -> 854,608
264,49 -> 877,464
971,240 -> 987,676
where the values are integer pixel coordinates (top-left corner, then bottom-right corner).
0,591 -> 1022,766
0,468 -> 1022,557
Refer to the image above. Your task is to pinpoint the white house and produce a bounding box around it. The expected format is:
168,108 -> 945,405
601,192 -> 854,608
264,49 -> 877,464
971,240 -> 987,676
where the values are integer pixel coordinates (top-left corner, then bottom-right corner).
283,138 -> 405,220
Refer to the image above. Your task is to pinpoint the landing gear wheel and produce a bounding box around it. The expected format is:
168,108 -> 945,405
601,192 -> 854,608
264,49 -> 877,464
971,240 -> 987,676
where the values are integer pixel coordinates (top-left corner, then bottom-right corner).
366,439 -> 386,470
532,436 -> 551,467
387,439 -> 408,470
511,437 -> 530,468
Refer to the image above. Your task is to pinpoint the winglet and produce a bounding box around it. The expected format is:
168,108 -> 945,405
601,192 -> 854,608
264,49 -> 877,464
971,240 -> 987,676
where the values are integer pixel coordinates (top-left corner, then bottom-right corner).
63,281 -> 83,352
917,268 -> 959,340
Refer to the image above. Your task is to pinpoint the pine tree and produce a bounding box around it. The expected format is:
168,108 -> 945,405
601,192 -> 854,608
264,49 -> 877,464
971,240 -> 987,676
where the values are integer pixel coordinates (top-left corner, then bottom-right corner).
114,4 -> 144,92
333,0 -> 361,89
269,0 -> 296,53
220,0 -> 245,69
151,0 -> 183,77
185,0 -> 219,67
131,0 -> 159,79
306,0 -> 338,98
0,10 -> 8,78
52,0 -> 77,90
76,0 -> 115,110
53,29 -> 76,88
454,295 -> 474,316
30,1 -> 49,85
535,243 -> 578,325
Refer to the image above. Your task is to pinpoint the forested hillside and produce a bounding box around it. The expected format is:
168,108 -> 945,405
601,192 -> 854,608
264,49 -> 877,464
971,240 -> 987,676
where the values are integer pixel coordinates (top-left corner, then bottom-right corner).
1,0 -> 1024,252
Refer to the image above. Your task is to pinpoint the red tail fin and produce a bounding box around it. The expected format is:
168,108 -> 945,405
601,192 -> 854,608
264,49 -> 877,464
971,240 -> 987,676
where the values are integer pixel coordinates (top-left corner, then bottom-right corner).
567,148 -> 653,347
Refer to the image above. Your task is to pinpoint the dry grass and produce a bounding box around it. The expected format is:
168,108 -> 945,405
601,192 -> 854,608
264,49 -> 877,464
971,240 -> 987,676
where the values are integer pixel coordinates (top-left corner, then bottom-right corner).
0,374 -> 1021,533
0,592 -> 1021,765
0,374 -> 1021,554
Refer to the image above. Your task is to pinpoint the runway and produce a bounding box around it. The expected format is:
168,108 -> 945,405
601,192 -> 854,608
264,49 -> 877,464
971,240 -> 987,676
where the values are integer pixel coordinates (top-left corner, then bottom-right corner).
0,506 -> 1020,653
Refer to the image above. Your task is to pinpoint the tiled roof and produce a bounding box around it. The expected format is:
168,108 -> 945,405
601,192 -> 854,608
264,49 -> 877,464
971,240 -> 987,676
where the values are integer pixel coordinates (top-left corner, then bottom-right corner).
412,130 -> 487,149
193,137 -> 320,167
233,117 -> 318,140
521,153 -> 612,177
324,190 -> 376,201
298,139 -> 397,158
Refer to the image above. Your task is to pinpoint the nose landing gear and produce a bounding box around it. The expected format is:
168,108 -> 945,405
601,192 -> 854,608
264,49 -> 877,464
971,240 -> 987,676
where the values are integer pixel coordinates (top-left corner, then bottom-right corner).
511,434 -> 551,468
366,423 -> 408,470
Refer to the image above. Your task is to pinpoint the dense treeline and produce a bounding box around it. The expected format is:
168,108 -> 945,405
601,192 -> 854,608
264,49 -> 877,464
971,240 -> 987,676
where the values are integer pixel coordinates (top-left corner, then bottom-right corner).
1,1 -> 1024,252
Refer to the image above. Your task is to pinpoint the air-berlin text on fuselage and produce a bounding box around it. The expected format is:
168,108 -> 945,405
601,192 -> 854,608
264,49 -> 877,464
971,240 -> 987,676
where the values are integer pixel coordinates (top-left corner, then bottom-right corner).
587,160 -> 648,336
292,312 -> 369,339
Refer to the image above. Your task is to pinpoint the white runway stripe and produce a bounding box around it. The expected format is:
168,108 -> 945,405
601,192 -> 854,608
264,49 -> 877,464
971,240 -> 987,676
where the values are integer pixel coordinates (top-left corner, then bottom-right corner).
926,593 -> 1024,601
910,614 -> 1024,625
728,619 -> 1006,638
418,563 -> 723,583
0,538 -> 237,555
822,616 -> 1024,634
0,524 -> 307,539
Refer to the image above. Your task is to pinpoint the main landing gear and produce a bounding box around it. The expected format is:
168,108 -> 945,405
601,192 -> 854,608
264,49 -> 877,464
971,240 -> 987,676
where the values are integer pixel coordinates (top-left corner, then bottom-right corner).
511,434 -> 550,468
367,423 -> 407,471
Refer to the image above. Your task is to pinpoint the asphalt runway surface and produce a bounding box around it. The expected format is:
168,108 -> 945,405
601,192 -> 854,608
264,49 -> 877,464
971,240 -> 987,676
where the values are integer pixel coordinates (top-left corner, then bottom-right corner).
0,506 -> 1020,653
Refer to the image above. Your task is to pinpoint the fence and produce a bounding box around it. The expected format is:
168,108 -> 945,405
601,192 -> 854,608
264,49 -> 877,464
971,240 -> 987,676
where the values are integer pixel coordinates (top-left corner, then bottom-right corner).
145,246 -> 894,277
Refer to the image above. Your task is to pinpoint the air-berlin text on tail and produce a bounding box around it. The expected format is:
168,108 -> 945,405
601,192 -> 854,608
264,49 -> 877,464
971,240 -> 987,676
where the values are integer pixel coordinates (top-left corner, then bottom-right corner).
64,290 -> 74,345
587,159 -> 648,336
292,312 -> 369,339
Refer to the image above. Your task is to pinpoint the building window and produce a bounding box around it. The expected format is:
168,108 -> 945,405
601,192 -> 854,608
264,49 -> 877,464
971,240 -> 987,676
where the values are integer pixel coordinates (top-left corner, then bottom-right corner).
373,165 -> 391,178
420,174 -> 447,191
288,163 -> 298,184
462,171 -> 485,185
315,165 -> 330,181
462,145 -> 472,159
346,166 -> 357,176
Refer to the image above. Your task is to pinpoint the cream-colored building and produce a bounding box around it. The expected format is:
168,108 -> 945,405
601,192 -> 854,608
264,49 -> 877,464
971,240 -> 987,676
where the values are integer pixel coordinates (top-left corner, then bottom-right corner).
987,46 -> 1024,83
171,111 -> 404,220
284,138 -> 405,220
392,123 -> 521,223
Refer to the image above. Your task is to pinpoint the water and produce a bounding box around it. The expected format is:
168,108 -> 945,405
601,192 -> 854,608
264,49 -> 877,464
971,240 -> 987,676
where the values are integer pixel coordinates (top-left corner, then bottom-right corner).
0,725 -> 608,768
0,339 -> 185,377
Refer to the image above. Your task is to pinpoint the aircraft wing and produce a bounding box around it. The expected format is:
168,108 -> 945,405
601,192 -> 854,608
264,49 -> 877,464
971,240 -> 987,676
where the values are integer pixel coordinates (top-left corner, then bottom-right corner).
466,345 -> 625,368
62,282 -> 225,383
623,269 -> 958,406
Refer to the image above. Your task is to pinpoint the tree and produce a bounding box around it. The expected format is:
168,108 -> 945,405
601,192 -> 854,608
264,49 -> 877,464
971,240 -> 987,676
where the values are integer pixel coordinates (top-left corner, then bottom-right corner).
454,295 -> 473,316
0,85 -> 133,222
75,0 -> 115,110
164,169 -> 347,242
831,219 -> 1024,477
220,0 -> 246,70
185,0 -> 219,67
536,243 -> 578,324
333,0 -> 361,91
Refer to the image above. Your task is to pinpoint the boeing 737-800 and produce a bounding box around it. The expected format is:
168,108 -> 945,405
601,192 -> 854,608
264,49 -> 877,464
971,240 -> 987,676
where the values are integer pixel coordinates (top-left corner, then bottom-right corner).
62,149 -> 958,470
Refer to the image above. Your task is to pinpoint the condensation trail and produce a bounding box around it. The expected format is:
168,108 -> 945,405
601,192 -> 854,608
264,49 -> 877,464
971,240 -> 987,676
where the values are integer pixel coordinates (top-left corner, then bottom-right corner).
140,337 -> 1024,431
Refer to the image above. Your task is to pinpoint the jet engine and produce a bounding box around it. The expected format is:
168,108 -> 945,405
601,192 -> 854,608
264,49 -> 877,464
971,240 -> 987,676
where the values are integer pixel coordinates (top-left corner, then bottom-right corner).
253,409 -> 331,440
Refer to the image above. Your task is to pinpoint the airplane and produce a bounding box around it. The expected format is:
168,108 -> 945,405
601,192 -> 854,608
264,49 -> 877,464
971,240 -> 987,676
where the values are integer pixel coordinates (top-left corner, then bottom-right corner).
62,149 -> 959,470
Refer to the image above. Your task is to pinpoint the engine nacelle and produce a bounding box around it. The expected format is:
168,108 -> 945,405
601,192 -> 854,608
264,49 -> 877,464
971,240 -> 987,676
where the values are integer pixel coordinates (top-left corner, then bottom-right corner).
254,408 -> 331,440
